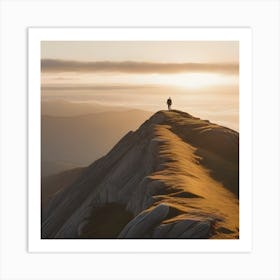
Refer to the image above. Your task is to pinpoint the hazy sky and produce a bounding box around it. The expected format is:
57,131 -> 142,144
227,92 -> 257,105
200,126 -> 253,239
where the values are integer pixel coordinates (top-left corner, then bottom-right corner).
41,41 -> 238,62
41,41 -> 239,130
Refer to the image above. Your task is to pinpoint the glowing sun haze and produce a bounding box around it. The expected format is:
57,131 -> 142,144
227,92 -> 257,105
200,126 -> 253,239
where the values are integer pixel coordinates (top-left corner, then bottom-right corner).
41,41 -> 239,130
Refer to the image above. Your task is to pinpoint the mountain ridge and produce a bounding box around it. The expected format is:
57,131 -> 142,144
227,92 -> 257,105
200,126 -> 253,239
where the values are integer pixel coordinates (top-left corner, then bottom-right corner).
42,110 -> 239,239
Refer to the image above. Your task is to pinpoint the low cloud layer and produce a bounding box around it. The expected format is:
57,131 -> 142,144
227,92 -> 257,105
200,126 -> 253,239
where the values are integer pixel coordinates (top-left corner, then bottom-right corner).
41,84 -> 157,91
41,59 -> 238,75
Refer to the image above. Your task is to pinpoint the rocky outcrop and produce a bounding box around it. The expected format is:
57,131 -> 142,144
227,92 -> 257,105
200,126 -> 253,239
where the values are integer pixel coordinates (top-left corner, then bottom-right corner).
118,204 -> 212,239
118,204 -> 170,238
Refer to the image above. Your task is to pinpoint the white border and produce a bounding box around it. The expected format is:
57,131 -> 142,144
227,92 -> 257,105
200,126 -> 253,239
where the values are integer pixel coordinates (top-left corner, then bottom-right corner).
1,1 -> 279,279
28,27 -> 252,253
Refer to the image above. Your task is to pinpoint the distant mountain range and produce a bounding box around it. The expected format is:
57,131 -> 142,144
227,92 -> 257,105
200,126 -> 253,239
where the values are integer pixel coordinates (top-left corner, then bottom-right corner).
41,161 -> 82,177
41,99 -> 132,117
41,167 -> 85,208
41,108 -> 153,170
42,110 -> 239,239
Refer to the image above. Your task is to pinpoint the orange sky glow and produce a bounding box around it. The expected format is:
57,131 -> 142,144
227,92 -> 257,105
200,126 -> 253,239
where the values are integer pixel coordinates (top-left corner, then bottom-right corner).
41,41 -> 239,130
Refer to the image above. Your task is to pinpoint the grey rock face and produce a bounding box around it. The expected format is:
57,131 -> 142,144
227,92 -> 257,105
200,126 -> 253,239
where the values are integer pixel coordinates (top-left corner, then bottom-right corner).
178,221 -> 211,238
118,204 -> 169,238
152,223 -> 173,238
151,219 -> 212,239
165,219 -> 198,238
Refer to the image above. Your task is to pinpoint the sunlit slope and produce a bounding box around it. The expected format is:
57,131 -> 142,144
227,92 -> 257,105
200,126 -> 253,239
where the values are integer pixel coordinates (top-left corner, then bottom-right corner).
42,110 -> 239,239
146,118 -> 238,238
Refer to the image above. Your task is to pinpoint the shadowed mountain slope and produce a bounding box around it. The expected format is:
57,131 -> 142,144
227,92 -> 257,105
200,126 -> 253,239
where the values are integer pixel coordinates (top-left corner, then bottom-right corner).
41,167 -> 86,208
42,110 -> 239,239
41,161 -> 83,177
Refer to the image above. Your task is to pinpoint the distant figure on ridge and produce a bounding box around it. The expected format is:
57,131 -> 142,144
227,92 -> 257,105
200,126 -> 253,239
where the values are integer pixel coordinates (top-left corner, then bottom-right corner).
167,97 -> 172,111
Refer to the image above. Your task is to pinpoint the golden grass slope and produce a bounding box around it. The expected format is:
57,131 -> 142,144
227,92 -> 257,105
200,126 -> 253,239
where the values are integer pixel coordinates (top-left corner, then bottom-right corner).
146,112 -> 239,238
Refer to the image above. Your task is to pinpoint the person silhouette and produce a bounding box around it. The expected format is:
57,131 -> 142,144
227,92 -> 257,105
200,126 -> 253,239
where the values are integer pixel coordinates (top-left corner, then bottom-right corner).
167,97 -> 172,111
